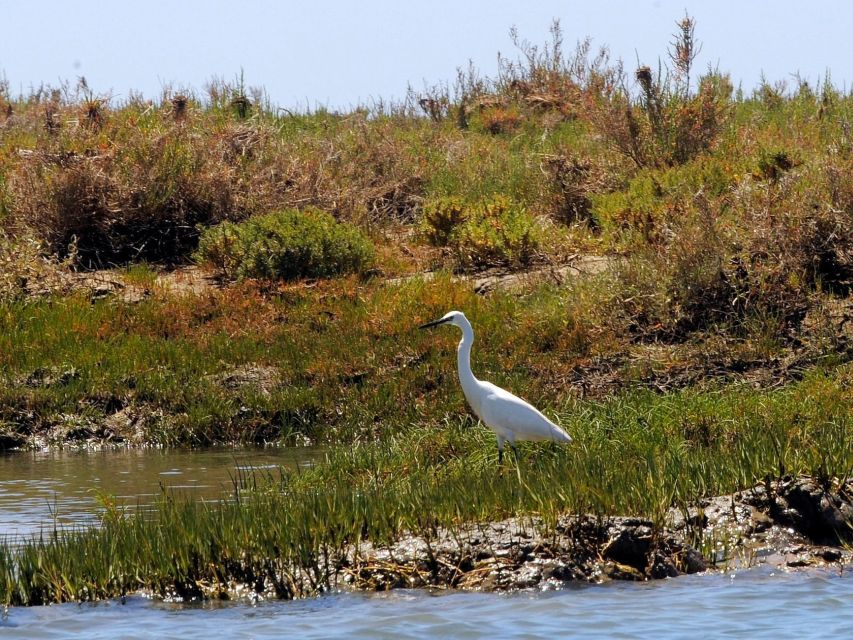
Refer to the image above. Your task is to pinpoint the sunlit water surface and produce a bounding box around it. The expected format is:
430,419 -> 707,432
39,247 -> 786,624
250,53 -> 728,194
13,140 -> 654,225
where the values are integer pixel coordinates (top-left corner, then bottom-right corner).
0,447 -> 322,538
1,567 -> 851,639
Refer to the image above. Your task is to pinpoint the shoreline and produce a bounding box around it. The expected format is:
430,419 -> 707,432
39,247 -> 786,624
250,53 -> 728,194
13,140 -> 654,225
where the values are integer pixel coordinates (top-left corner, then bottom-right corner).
341,476 -> 852,593
162,475 -> 851,603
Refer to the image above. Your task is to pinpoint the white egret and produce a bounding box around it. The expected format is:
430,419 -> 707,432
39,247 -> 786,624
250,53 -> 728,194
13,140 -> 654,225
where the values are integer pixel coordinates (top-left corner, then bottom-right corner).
419,310 -> 572,463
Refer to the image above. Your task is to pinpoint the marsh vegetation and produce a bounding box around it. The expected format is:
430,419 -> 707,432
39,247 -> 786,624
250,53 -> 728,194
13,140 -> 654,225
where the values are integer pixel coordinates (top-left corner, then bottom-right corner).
0,16 -> 850,605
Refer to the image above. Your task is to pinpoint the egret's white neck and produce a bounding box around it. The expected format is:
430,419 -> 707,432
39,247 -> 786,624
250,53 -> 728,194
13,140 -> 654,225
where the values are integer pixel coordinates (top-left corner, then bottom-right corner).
455,317 -> 479,399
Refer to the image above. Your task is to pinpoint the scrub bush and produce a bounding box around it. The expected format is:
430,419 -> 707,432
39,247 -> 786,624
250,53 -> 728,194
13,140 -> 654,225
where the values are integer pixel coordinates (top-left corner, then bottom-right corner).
420,195 -> 540,270
196,208 -> 374,280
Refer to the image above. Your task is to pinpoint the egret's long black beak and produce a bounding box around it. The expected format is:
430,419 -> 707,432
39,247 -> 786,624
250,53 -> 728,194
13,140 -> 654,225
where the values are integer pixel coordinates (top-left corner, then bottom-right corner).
419,317 -> 450,330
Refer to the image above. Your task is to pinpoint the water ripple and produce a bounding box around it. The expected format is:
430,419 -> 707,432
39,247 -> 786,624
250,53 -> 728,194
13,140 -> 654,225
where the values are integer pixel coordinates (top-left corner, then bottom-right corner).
2,566 -> 851,639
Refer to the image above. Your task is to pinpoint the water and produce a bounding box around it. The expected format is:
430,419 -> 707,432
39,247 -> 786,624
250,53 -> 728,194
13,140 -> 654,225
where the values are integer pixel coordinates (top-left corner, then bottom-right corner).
0,447 -> 322,538
1,567 -> 851,639
1,448 -> 851,638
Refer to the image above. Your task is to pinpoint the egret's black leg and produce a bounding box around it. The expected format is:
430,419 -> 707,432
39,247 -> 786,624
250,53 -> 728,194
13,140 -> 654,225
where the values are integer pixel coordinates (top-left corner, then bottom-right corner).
498,447 -> 504,465
511,443 -> 520,463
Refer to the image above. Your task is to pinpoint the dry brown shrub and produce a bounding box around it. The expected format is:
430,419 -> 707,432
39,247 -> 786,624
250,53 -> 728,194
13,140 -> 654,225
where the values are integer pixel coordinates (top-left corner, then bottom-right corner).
170,94 -> 189,121
285,119 -> 425,222
615,207 -> 736,337
618,160 -> 853,340
586,71 -> 731,170
479,106 -> 523,135
0,231 -> 74,299
740,160 -> 853,297
581,16 -> 730,170
6,129 -> 241,266
540,154 -> 612,226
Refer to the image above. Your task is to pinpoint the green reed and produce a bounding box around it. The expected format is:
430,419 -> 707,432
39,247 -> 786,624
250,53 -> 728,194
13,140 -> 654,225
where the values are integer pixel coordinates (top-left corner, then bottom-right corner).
1,365 -> 848,606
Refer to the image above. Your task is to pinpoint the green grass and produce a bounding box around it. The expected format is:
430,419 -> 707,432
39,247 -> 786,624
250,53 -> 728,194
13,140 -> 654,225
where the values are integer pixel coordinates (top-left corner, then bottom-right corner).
0,366 -> 849,605
0,15 -> 852,606
0,275 -> 611,447
0,260 -> 847,450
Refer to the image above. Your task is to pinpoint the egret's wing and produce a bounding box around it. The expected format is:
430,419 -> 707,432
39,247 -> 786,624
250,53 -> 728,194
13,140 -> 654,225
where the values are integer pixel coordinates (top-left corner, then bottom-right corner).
478,382 -> 572,443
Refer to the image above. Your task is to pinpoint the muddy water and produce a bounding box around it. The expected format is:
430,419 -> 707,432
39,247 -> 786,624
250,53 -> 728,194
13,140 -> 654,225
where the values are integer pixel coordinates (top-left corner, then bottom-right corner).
0,447 -> 323,538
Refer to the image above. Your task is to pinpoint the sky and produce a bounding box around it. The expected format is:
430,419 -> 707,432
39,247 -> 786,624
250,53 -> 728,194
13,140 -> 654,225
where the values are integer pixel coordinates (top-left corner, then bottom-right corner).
0,1 -> 850,110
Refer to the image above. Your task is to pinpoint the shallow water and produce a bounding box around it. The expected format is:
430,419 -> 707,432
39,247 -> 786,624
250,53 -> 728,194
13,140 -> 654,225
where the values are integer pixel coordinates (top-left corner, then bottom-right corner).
1,447 -> 851,638
0,447 -> 322,538
1,566 -> 851,639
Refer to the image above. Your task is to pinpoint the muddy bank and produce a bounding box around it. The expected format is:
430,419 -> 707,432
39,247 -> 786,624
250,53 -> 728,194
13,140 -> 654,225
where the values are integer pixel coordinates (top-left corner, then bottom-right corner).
335,476 -> 852,595
183,475 -> 853,603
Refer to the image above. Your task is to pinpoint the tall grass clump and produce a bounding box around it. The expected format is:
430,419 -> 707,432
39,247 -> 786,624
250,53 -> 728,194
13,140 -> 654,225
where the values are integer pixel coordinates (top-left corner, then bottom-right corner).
196,208 -> 375,280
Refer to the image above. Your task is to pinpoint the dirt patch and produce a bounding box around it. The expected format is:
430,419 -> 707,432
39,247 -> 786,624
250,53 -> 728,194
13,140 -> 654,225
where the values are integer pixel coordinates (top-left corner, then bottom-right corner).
153,267 -> 222,297
65,265 -> 222,302
55,255 -> 613,303
471,256 -> 613,294
386,255 -> 615,293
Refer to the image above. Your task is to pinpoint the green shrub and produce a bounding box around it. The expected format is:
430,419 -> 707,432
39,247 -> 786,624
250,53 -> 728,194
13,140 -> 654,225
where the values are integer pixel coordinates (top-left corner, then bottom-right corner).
420,195 -> 540,270
420,197 -> 467,245
196,208 -> 374,280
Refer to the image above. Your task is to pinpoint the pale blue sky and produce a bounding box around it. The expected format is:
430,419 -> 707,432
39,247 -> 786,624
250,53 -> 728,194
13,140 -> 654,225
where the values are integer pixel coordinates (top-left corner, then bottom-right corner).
1,1 -> 849,109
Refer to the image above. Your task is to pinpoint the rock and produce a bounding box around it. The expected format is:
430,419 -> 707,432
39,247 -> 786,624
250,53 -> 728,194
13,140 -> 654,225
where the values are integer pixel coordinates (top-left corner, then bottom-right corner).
603,561 -> 645,581
602,521 -> 653,570
513,565 -> 543,588
0,428 -> 26,450
667,507 -> 708,531
819,495 -> 853,536
748,507 -> 773,534
774,477 -> 853,544
680,547 -> 709,574
814,548 -> 842,563
786,558 -> 814,568
648,553 -> 679,579
339,478 -> 853,597
539,560 -> 576,582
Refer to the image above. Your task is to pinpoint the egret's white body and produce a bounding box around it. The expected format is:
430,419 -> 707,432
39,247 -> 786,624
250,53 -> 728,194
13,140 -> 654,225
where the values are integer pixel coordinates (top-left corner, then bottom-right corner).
420,311 -> 572,462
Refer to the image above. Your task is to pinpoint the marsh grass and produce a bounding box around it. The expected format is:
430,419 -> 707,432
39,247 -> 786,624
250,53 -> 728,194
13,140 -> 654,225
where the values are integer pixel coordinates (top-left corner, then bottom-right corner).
0,14 -> 852,605
0,274 -> 574,446
0,366 -> 849,605
0,261 -> 847,451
